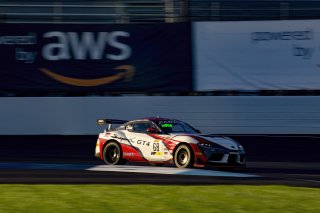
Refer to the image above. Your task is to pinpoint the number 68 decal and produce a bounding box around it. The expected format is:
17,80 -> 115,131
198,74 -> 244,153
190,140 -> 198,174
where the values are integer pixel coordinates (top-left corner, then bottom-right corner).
153,143 -> 160,151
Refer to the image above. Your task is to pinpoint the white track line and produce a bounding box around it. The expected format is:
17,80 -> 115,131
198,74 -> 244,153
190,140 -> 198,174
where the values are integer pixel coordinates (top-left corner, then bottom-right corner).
291,178 -> 320,183
86,165 -> 259,178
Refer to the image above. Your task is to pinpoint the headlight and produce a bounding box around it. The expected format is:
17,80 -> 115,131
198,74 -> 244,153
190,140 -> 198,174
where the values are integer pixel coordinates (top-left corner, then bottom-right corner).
198,143 -> 229,155
198,143 -> 215,148
238,144 -> 245,153
198,143 -> 216,157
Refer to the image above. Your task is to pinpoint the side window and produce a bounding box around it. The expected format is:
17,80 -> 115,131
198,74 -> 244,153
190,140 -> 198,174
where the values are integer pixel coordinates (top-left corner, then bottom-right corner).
132,122 -> 152,133
172,124 -> 184,132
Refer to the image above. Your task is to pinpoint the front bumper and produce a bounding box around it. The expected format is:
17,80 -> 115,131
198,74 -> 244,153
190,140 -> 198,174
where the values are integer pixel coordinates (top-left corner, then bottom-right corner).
198,146 -> 246,167
206,152 -> 246,166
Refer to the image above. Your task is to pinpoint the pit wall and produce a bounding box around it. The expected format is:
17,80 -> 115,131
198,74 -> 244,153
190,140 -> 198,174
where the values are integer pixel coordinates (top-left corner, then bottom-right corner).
1,96 -> 319,135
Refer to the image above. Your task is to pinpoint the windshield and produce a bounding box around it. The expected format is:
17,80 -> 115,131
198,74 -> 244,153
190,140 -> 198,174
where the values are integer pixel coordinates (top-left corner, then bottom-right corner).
155,120 -> 198,134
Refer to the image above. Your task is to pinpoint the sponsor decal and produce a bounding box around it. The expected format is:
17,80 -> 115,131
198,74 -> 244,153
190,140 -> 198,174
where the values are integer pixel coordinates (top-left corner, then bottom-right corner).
129,139 -> 151,146
40,65 -> 135,87
153,143 -> 160,151
123,152 -> 134,156
136,140 -> 150,146
0,23 -> 192,92
251,30 -> 313,42
160,123 -> 173,128
39,31 -> 134,86
111,134 -> 126,140
158,120 -> 182,124
151,152 -> 162,156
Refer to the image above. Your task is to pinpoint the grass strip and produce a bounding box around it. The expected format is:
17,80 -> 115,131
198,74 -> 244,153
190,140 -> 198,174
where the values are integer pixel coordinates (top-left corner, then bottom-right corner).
0,185 -> 319,212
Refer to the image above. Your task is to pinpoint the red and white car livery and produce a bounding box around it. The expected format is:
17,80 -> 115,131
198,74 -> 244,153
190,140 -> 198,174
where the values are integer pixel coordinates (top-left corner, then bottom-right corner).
95,117 -> 246,168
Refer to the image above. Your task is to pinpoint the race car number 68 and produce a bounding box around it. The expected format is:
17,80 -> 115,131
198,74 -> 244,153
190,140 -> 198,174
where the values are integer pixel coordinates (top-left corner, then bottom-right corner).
153,143 -> 159,151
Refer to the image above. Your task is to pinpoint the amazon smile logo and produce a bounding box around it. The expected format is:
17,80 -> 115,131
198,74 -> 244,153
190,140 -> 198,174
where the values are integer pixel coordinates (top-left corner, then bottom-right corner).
38,31 -> 134,87
39,65 -> 135,87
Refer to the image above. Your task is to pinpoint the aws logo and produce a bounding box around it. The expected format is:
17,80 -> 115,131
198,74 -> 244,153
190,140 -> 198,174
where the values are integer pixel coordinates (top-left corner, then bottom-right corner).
40,65 -> 134,87
40,31 -> 134,86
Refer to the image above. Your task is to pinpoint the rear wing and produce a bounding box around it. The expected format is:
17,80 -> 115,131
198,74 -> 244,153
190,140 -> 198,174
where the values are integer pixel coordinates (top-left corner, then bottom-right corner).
97,119 -> 128,130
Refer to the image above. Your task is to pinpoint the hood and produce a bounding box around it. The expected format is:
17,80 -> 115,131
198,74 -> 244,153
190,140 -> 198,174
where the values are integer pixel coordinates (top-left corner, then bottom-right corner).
198,135 -> 239,151
167,133 -> 239,151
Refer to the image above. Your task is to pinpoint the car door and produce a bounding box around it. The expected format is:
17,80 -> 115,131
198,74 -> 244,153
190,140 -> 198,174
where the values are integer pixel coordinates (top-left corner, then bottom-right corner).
124,121 -> 165,162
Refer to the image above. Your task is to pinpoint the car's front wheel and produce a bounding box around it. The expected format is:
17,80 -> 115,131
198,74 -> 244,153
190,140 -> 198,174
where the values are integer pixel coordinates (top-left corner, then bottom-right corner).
103,142 -> 126,165
174,144 -> 194,168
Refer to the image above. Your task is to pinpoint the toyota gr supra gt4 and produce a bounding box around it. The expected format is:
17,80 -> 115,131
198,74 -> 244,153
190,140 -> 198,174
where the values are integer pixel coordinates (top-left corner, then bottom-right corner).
95,117 -> 246,168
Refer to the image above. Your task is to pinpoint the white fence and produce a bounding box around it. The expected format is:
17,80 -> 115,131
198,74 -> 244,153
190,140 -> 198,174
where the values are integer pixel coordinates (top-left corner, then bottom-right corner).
1,96 -> 320,135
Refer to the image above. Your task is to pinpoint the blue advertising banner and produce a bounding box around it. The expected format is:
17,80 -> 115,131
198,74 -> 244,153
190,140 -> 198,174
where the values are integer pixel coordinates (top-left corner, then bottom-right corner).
0,23 -> 192,93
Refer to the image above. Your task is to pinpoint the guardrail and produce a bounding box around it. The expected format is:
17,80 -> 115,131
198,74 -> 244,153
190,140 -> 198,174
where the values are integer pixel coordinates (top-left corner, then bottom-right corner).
1,1 -> 320,23
0,1 -> 171,23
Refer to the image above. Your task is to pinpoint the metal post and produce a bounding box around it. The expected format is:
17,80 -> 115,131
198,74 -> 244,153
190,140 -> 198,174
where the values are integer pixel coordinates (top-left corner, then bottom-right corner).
181,0 -> 189,22
211,2 -> 220,21
280,2 -> 289,20
53,1 -> 62,23
116,1 -> 128,23
165,0 -> 174,23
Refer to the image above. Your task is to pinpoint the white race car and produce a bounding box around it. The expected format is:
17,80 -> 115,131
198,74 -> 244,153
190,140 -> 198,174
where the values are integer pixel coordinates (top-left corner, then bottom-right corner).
95,117 -> 246,168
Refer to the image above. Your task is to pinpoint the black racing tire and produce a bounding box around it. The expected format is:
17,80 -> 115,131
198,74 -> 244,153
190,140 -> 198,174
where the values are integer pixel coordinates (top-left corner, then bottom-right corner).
173,144 -> 194,168
102,142 -> 126,165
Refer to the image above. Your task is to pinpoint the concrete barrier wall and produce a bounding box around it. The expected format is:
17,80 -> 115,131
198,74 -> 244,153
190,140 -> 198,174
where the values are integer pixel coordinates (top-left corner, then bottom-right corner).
1,96 -> 320,135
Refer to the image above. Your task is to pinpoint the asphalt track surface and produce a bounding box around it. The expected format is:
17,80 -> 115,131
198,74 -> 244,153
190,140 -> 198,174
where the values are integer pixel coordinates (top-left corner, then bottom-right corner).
0,135 -> 319,187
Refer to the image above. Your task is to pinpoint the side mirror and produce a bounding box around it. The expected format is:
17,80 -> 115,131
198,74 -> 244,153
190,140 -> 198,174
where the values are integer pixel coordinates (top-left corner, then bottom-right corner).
195,129 -> 201,133
126,125 -> 133,132
147,127 -> 159,134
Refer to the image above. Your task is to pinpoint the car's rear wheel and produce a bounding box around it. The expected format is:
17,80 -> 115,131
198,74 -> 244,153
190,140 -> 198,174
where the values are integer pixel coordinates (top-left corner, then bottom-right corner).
103,142 -> 126,165
174,144 -> 194,168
